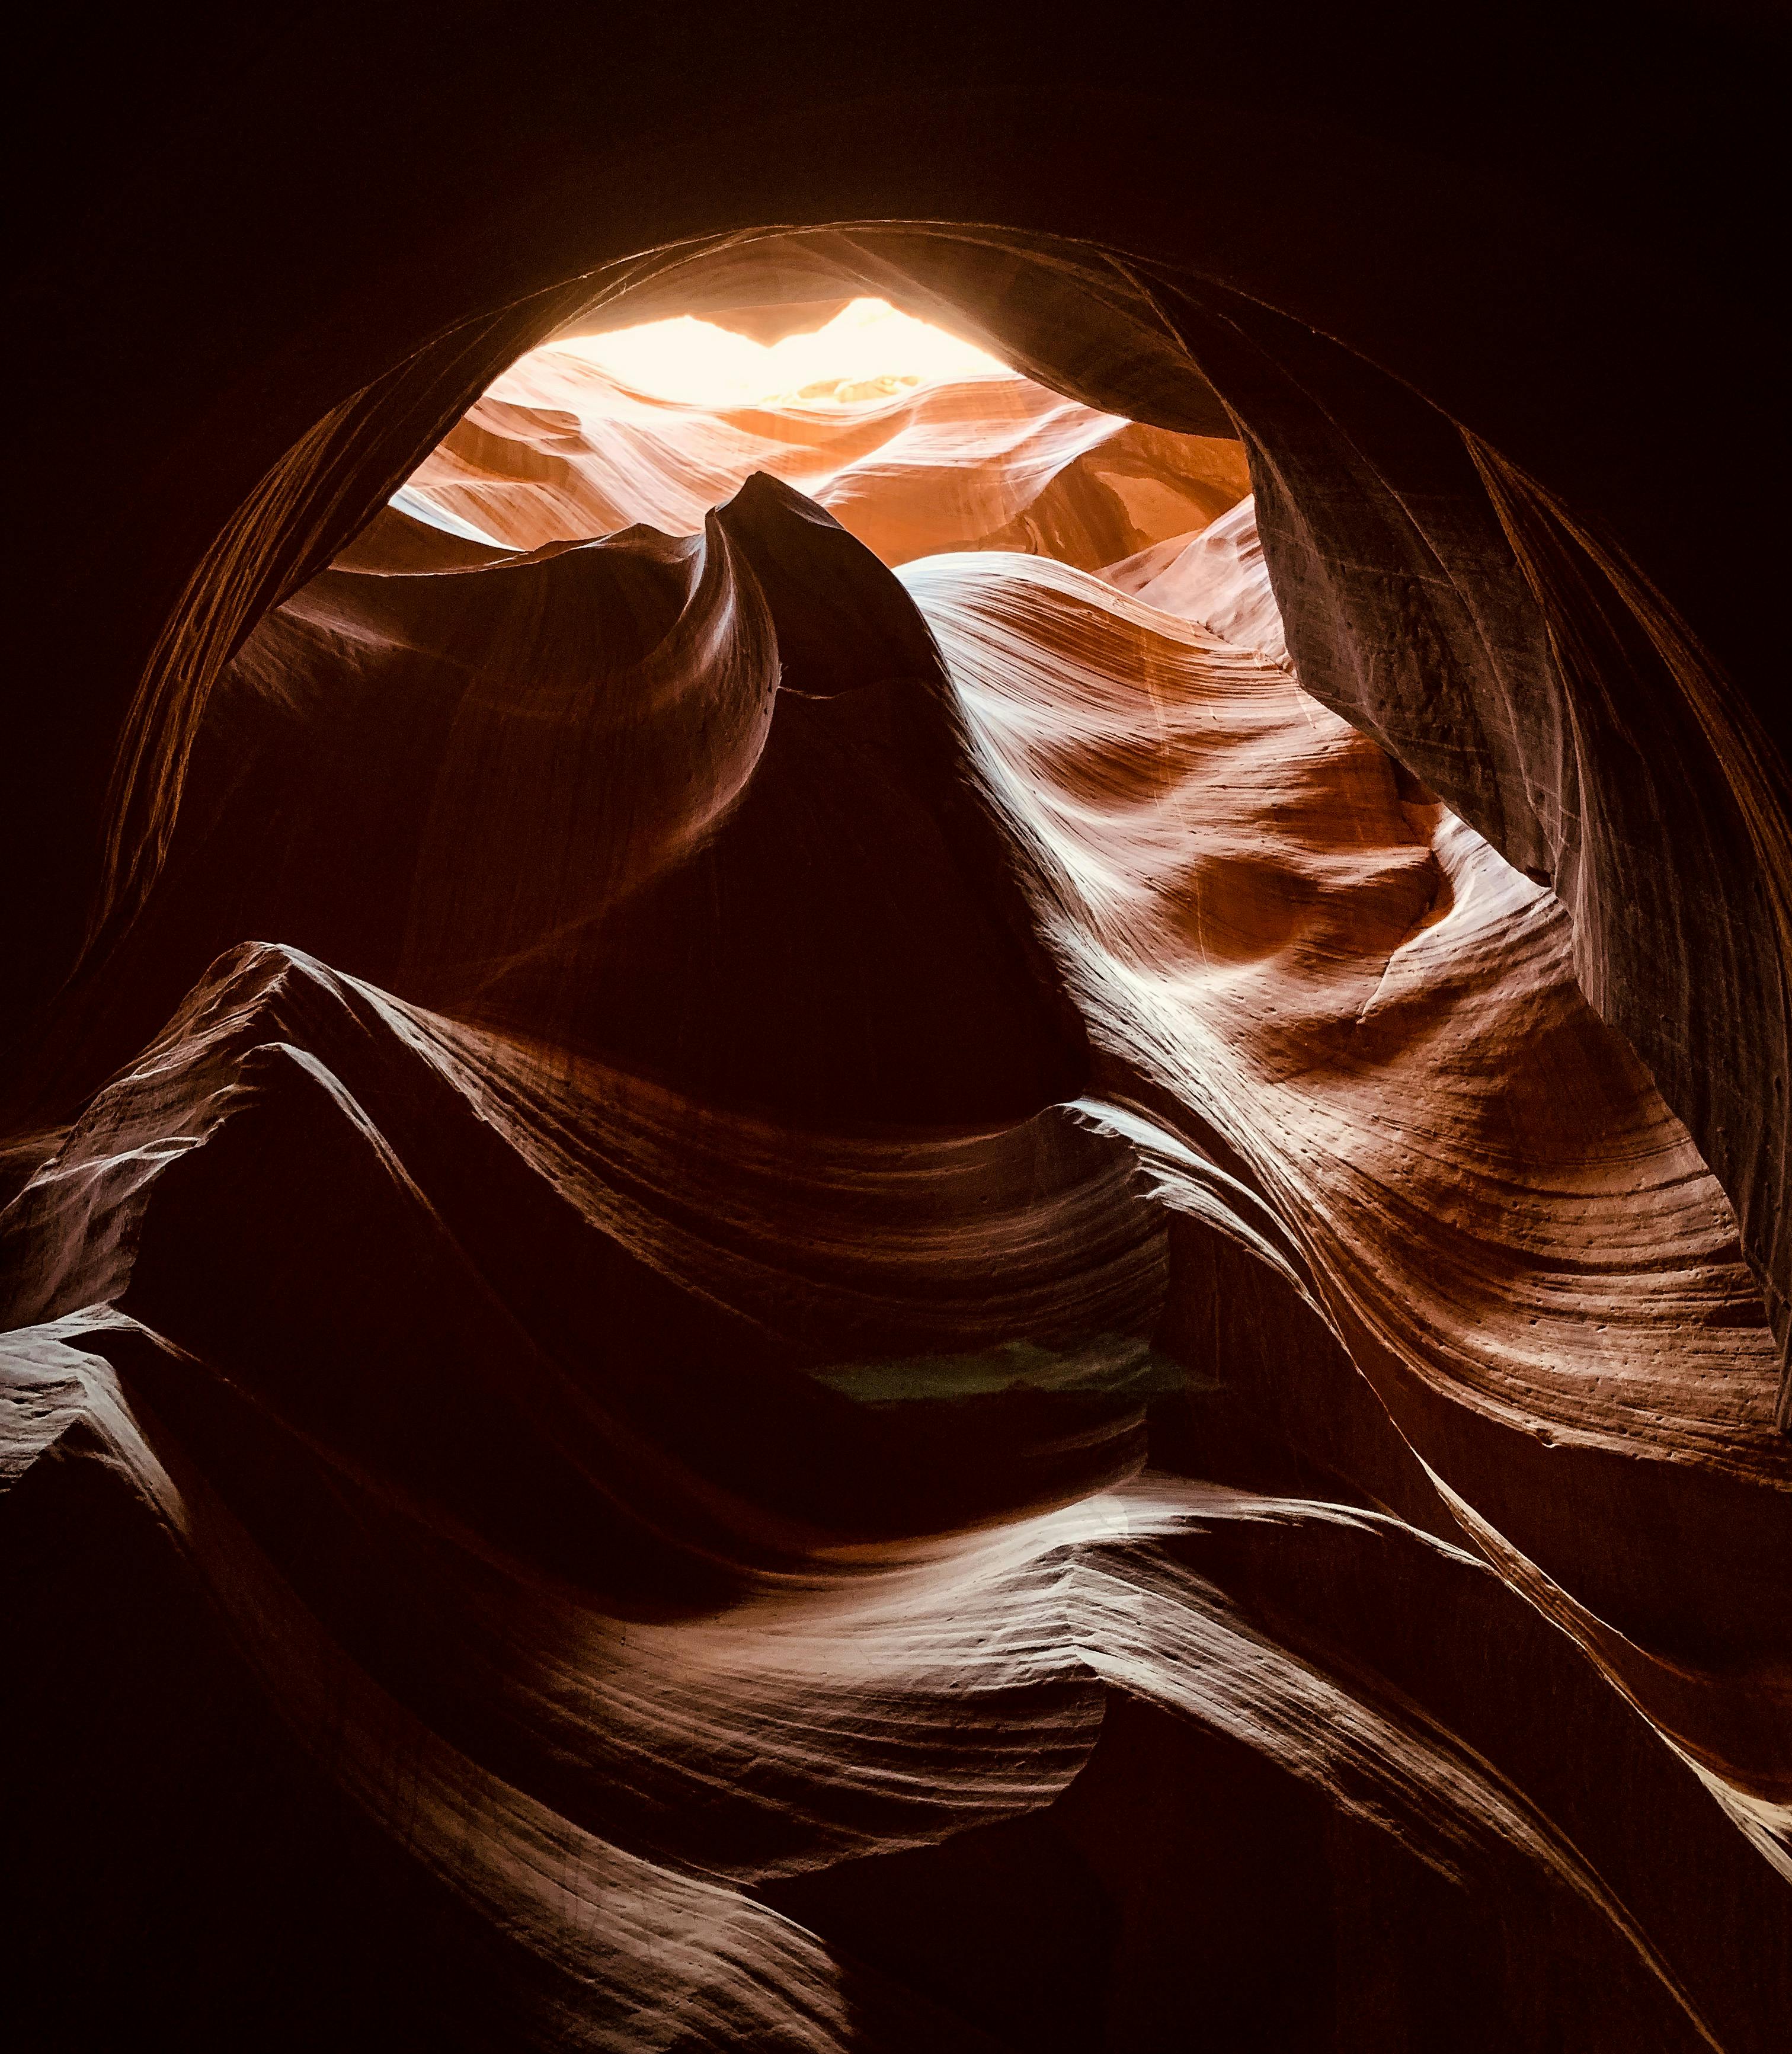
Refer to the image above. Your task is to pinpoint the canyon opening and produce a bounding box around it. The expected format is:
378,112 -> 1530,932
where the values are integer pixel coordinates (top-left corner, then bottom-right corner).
8,20 -> 1790,2052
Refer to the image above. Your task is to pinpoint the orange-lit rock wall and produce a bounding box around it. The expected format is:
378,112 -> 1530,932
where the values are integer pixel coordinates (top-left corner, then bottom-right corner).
8,18 -> 1789,2048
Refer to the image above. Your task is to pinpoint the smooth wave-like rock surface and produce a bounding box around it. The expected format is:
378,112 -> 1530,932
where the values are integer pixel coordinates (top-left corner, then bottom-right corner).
15,22 -> 1792,2047
7,411 -> 1787,2046
396,321 -> 1250,568
36,215 -> 1780,1420
908,539 -> 1790,1797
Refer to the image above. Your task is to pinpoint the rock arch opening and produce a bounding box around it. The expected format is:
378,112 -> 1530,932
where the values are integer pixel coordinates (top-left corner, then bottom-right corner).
7,163 -> 1789,2054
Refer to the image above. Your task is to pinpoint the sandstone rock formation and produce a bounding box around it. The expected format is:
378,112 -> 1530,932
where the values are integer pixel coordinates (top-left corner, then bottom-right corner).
8,11 -> 1790,2049
396,306 -> 1248,567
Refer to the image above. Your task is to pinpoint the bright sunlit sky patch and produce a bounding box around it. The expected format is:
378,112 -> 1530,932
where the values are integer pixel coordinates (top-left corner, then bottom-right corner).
552,297 -> 1009,407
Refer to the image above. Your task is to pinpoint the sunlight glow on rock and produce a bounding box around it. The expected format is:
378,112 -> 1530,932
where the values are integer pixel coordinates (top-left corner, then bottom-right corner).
552,297 -> 1009,407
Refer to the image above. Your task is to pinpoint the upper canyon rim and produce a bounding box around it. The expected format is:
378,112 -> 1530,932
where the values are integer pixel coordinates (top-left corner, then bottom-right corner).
8,9 -> 1791,2051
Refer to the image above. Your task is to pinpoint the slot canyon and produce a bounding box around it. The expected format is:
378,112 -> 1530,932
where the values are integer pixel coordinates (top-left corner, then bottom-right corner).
7,8 -> 1789,2049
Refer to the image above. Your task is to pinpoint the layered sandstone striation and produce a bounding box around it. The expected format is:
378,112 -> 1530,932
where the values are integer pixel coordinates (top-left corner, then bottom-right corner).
5,292 -> 1787,2045
396,303 -> 1249,567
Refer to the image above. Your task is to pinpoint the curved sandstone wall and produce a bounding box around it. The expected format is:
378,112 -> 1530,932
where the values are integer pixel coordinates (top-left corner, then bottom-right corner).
8,20 -> 1789,2046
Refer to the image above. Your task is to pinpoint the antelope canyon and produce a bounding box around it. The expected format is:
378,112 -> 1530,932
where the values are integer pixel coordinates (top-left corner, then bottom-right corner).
8,8 -> 1789,2050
